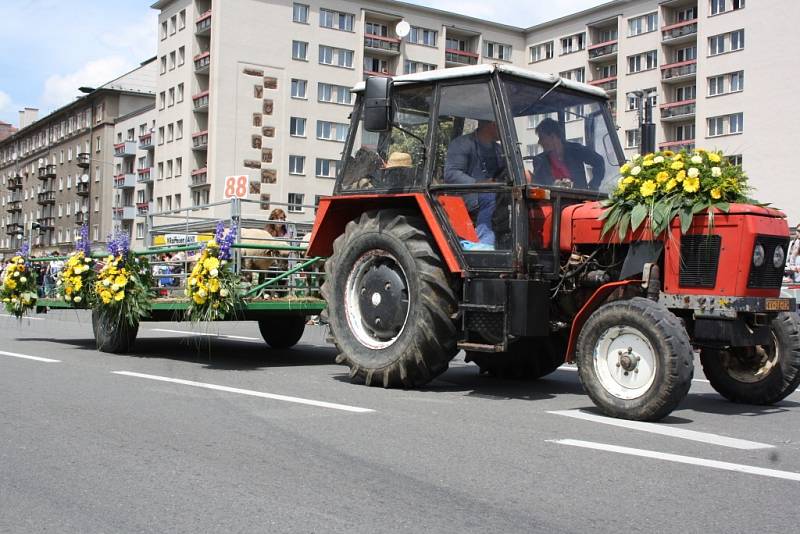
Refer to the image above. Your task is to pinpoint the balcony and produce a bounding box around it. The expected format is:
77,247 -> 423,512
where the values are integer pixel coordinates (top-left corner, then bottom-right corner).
8,175 -> 23,190
363,70 -> 394,80
662,19 -> 698,45
37,191 -> 56,205
589,76 -> 618,93
136,201 -> 152,216
114,141 -> 137,157
77,152 -> 91,168
6,222 -> 23,236
37,166 -> 48,180
193,90 -> 209,112
659,139 -> 696,152
8,199 -> 22,212
588,40 -> 618,62
191,167 -> 208,187
364,34 -> 401,55
192,130 -> 209,151
660,99 -> 696,121
194,51 -> 210,74
45,164 -> 57,178
76,182 -> 90,196
113,173 -> 136,189
661,59 -> 697,83
196,10 -> 211,35
445,49 -> 479,66
74,211 -> 87,225
137,167 -> 153,183
37,217 -> 55,230
112,206 -> 136,221
139,133 -> 154,150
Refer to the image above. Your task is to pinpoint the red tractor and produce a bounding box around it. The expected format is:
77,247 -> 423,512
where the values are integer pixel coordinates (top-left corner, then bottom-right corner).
307,65 -> 799,421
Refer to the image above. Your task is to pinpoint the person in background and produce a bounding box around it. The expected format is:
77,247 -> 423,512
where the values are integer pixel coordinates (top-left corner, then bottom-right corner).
533,118 -> 605,190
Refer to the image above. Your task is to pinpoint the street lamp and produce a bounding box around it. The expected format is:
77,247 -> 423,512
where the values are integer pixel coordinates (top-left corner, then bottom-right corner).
628,90 -> 655,155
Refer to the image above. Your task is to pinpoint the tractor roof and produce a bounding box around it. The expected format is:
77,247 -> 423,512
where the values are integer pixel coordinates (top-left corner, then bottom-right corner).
352,64 -> 608,99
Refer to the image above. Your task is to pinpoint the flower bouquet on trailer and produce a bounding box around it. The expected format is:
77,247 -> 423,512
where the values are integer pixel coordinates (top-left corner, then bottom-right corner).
186,221 -> 241,322
1,243 -> 38,318
57,224 -> 95,307
600,148 -> 755,239
93,231 -> 154,327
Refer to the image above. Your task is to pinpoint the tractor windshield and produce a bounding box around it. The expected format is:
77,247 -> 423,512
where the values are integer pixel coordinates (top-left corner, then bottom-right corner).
503,78 -> 623,193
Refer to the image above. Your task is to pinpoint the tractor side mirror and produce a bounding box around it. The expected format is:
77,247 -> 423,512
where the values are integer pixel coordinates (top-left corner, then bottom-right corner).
364,76 -> 393,132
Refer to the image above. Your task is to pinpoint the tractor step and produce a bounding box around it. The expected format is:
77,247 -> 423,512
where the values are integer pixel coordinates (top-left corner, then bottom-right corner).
459,303 -> 504,313
458,341 -> 506,353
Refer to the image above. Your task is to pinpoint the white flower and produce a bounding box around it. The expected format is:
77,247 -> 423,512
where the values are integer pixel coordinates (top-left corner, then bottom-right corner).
711,166 -> 722,177
687,167 -> 700,178
84,257 -> 92,263
691,155 -> 703,164
103,279 -> 111,287
630,166 -> 642,176
184,289 -> 190,296
73,296 -> 82,303
56,279 -> 62,286
14,272 -> 20,278
653,156 -> 664,163
209,268 -> 219,278
111,284 -> 120,292
220,260 -> 227,266
198,289 -> 208,298
65,295 -> 72,301
188,278 -> 196,286
19,276 -> 27,283
220,288 -> 229,298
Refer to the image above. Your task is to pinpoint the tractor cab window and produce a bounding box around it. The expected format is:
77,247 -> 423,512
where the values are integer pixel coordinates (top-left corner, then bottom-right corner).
504,78 -> 623,193
339,84 -> 433,191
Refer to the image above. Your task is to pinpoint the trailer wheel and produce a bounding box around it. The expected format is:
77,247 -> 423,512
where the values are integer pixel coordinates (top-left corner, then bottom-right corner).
700,312 -> 800,405
576,297 -> 693,421
258,316 -> 306,349
321,210 -> 458,388
92,309 -> 138,354
466,335 -> 567,379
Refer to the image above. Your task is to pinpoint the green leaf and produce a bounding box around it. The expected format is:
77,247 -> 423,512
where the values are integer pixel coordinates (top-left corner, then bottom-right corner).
598,206 -> 613,221
630,204 -> 648,232
679,206 -> 694,234
692,201 -> 707,214
715,201 -> 730,213
618,211 -> 631,240
601,206 -> 622,237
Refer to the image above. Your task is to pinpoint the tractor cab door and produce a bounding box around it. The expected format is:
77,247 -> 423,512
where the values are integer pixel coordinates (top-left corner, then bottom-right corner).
429,79 -> 516,272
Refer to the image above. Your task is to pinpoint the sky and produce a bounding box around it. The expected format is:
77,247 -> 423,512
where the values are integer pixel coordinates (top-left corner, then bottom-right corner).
0,0 -> 609,126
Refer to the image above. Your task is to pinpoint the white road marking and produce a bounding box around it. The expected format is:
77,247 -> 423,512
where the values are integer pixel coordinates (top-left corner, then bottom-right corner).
548,439 -> 800,482
0,350 -> 61,363
548,409 -> 773,450
112,371 -> 374,413
0,314 -> 44,321
150,328 -> 261,342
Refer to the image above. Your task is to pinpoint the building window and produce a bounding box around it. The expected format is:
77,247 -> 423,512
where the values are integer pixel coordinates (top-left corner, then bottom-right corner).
168,87 -> 175,107
707,114 -> 742,137
711,0 -> 745,16
709,30 -> 743,56
291,79 -> 307,99
365,22 -> 388,37
177,83 -> 184,102
730,70 -> 744,92
731,29 -> 745,51
178,46 -> 185,66
729,112 -> 743,134
403,60 -> 437,74
529,41 -> 554,63
318,45 -> 354,68
176,120 -> 183,140
408,26 -> 437,47
560,32 -> 585,54
628,12 -> 658,36
628,50 -> 658,73
292,40 -> 309,61
484,41 -> 512,61
558,67 -> 585,83
675,84 -> 696,101
167,124 -> 174,143
136,223 -> 144,240
159,91 -> 165,109
316,121 -> 349,142
167,160 -> 173,179
293,3 -> 309,23
708,71 -> 744,96
288,193 -> 305,213
161,20 -> 167,40
158,126 -> 164,145
289,155 -> 305,175
170,14 -> 177,34
169,51 -> 176,70
315,158 -> 338,178
675,123 -> 695,141
319,8 -> 354,32
175,157 -> 182,176
157,162 -> 164,180
674,45 -> 696,62
318,83 -> 352,105
160,56 -> 167,74
727,154 -> 743,166
290,117 -> 306,137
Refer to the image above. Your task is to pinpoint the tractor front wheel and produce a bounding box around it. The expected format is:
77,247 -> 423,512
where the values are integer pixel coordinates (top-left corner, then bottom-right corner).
321,210 -> 458,388
700,312 -> 800,405
576,297 -> 693,421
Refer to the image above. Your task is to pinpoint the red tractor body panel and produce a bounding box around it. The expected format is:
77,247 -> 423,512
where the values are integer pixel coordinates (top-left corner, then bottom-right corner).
306,194 -> 463,274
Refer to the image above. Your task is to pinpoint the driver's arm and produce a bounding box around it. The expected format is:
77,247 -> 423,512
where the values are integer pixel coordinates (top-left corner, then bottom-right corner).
444,136 -> 477,185
580,145 -> 605,186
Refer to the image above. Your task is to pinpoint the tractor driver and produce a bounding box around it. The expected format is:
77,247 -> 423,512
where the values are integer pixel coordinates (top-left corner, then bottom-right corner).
444,120 -> 504,246
532,118 -> 605,190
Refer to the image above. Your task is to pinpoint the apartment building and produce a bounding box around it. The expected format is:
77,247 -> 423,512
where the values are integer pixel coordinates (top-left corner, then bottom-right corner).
0,60 -> 156,255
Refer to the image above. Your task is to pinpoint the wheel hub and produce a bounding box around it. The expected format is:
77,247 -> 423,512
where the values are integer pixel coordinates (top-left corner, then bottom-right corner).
594,326 -> 657,400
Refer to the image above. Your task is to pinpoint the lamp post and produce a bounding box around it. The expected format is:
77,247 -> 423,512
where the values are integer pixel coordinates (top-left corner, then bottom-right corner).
628,90 -> 656,156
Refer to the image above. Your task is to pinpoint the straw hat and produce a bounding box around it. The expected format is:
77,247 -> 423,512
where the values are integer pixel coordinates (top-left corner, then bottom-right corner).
384,152 -> 412,169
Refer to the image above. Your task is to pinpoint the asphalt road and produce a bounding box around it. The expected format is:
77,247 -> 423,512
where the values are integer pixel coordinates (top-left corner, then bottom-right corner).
2,310 -> 800,533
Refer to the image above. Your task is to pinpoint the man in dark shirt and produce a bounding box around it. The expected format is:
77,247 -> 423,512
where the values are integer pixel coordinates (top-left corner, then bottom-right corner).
532,118 -> 605,190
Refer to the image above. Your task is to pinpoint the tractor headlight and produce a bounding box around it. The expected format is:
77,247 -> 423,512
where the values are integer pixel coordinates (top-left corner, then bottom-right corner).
753,243 -> 765,267
773,245 -> 786,269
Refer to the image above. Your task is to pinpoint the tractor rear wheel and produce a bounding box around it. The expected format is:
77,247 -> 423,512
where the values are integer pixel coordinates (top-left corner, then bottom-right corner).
465,335 -> 567,379
92,309 -> 138,354
258,316 -> 306,349
321,210 -> 458,388
576,297 -> 693,421
700,312 -> 800,405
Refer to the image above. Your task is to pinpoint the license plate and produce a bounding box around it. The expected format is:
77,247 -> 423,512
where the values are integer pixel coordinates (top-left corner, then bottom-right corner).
765,298 -> 791,311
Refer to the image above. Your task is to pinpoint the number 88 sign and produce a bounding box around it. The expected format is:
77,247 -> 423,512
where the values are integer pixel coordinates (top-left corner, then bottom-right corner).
224,175 -> 249,199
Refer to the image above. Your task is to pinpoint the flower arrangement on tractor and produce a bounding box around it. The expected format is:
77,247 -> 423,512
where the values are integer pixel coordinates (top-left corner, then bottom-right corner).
57,224 -> 95,308
93,231 -> 153,327
601,148 -> 753,238
186,221 -> 241,321
1,243 -> 37,318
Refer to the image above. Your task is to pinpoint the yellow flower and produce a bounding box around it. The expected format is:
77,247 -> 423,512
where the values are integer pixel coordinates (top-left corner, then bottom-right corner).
642,158 -> 656,167
656,171 -> 669,183
683,176 -> 700,193
203,257 -> 220,272
100,290 -> 112,304
710,188 -> 722,200
623,176 -> 635,185
676,170 -> 686,182
640,180 -> 657,197
673,153 -> 683,161
114,291 -> 125,302
670,161 -> 684,170
620,163 -> 631,174
72,278 -> 82,291
4,279 -> 16,290
192,294 -> 206,305
208,278 -> 220,293
708,152 -> 721,163
665,179 -> 678,191
114,275 -> 128,287
663,150 -> 675,157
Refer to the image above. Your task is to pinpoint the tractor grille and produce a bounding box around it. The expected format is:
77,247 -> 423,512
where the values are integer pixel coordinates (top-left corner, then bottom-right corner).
466,311 -> 504,343
748,235 -> 788,289
679,234 -> 721,288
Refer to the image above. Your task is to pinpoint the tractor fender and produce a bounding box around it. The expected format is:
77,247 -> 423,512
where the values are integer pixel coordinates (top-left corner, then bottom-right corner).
306,193 -> 463,274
